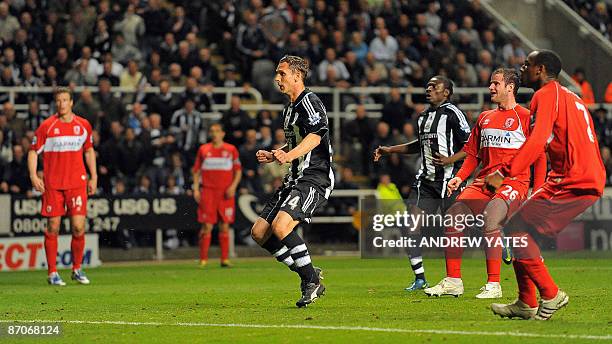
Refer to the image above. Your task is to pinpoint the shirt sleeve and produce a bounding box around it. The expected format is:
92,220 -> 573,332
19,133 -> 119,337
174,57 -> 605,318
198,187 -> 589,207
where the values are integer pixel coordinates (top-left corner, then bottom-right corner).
501,90 -> 557,177
455,152 -> 479,181
31,122 -> 47,154
462,113 -> 482,158
83,120 -> 93,150
192,147 -> 202,174
300,93 -> 329,137
532,150 -> 548,190
455,113 -> 482,181
448,107 -> 471,144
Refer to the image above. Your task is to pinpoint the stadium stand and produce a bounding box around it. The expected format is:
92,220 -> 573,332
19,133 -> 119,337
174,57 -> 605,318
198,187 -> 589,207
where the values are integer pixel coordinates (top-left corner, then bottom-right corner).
0,0 -> 611,248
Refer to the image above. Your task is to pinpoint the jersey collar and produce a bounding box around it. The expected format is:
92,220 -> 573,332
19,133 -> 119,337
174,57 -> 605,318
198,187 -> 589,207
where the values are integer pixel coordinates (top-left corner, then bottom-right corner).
292,88 -> 310,107
427,100 -> 451,112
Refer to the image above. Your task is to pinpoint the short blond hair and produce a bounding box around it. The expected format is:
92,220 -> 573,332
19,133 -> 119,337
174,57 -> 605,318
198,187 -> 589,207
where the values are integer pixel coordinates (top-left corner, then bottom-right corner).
53,86 -> 73,100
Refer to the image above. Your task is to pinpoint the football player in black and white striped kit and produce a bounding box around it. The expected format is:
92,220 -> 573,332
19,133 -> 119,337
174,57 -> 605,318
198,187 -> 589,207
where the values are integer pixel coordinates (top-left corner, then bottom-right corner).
374,75 -> 471,292
251,55 -> 333,308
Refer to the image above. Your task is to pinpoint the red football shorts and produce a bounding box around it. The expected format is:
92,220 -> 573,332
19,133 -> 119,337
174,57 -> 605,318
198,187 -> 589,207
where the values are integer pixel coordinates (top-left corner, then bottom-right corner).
197,188 -> 235,224
512,181 -> 599,236
456,179 -> 528,216
41,187 -> 88,217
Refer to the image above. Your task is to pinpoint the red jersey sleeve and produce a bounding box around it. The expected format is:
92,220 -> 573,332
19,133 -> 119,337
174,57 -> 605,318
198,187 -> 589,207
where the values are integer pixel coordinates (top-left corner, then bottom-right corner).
31,120 -> 48,154
82,118 -> 93,150
456,152 -> 478,181
501,89 -> 557,177
193,146 -> 204,174
532,151 -> 548,189
232,145 -> 241,172
455,113 -> 483,181
462,122 -> 480,158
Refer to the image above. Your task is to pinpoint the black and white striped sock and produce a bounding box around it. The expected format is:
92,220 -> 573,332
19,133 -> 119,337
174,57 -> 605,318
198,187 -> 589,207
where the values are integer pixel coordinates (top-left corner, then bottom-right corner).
262,235 -> 296,271
410,256 -> 425,280
281,231 -> 318,283
407,235 -> 425,280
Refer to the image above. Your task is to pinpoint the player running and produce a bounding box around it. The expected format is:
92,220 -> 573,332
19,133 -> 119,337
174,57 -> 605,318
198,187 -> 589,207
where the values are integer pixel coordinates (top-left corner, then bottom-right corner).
192,123 -> 242,267
486,50 -> 605,320
251,55 -> 333,307
423,68 -> 547,298
28,87 -> 97,286
374,76 -> 470,292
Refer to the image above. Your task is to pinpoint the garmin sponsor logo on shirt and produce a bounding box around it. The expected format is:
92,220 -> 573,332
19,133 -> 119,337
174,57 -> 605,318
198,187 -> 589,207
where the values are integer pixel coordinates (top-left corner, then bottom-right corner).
42,132 -> 88,152
480,128 -> 525,149
201,157 -> 233,171
481,133 -> 512,146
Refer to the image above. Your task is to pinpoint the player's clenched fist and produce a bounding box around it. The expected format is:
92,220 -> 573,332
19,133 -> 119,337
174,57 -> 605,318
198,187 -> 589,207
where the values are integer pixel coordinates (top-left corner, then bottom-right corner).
446,176 -> 462,196
373,146 -> 390,162
272,149 -> 291,164
256,150 -> 275,163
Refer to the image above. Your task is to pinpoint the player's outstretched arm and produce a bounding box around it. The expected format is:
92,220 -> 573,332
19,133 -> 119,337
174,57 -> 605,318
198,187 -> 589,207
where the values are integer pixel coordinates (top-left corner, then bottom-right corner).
433,150 -> 467,166
273,133 -> 321,164
256,150 -> 276,164
532,150 -> 548,190
85,148 -> 97,195
373,140 -> 420,162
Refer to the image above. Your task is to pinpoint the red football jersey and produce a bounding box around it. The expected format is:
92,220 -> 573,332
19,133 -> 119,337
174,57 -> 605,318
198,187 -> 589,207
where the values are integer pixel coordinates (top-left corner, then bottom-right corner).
457,105 -> 546,186
457,105 -> 530,182
501,81 -> 605,194
193,142 -> 241,189
30,114 -> 93,190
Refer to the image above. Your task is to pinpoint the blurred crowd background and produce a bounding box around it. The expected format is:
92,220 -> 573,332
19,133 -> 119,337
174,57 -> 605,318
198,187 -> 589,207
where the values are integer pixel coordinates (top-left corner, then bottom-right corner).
0,0 -> 611,209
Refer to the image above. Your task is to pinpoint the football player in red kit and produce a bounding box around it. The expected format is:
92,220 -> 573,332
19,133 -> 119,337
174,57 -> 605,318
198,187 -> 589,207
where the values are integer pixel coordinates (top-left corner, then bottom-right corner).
28,87 -> 97,286
424,68 -> 547,298
192,123 -> 241,267
486,50 -> 606,320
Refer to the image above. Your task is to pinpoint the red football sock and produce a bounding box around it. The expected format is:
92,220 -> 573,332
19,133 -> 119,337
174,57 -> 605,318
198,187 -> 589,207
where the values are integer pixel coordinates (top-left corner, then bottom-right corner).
513,260 -> 538,308
519,258 -> 559,300
71,233 -> 85,271
219,231 -> 230,261
484,229 -> 502,283
445,228 -> 464,279
44,231 -> 58,274
512,232 -> 558,300
199,233 -> 212,261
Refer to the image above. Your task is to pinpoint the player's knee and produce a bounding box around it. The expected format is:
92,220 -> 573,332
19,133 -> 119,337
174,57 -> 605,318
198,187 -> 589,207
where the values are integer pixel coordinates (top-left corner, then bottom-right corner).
47,218 -> 61,233
250,219 -> 269,243
444,202 -> 471,233
271,216 -> 290,236
446,202 -> 469,217
218,223 -> 230,233
71,223 -> 85,235
200,224 -> 213,235
483,224 -> 501,235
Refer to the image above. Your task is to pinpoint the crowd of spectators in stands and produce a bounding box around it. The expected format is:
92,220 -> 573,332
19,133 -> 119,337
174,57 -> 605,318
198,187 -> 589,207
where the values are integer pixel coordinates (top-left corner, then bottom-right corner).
1,0 -> 612,210
564,0 -> 611,41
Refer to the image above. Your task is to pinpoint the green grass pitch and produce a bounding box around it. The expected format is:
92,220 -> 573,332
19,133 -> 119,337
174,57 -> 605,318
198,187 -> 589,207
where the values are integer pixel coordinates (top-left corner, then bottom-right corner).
0,256 -> 611,343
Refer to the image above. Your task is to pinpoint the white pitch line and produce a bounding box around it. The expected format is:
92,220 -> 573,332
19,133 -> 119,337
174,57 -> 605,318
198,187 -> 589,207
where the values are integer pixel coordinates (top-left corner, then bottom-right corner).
0,319 -> 611,341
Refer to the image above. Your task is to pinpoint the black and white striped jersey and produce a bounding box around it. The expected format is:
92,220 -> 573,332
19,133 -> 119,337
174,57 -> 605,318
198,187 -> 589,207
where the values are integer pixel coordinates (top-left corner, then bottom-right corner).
415,100 -> 471,182
281,89 -> 334,199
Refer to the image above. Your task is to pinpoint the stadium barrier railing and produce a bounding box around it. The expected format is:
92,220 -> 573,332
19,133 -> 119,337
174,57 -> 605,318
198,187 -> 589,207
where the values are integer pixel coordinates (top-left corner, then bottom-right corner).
3,85 -> 608,157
